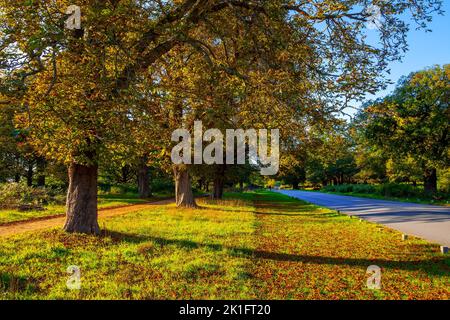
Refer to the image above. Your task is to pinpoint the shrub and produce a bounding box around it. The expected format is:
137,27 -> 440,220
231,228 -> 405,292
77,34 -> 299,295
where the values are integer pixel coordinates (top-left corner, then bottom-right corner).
352,184 -> 377,194
438,168 -> 450,194
151,179 -> 174,193
322,185 -> 337,192
109,186 -> 124,195
321,183 -> 450,201
377,183 -> 421,198
51,194 -> 67,205
106,184 -> 138,195
0,183 -> 50,210
323,185 -> 358,193
337,185 -> 354,193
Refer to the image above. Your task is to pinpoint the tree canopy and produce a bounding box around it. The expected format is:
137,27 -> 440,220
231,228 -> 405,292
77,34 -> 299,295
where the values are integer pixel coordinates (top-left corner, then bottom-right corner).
0,0 -> 444,233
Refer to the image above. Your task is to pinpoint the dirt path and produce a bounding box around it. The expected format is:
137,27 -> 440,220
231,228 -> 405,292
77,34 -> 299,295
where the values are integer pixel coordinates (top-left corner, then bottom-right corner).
0,198 -> 174,238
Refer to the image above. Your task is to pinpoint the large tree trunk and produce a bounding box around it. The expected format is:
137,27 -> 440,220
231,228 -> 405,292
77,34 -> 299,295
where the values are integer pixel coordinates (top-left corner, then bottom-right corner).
213,177 -> 224,199
332,177 -> 338,186
37,157 -> 46,187
424,168 -> 437,194
173,165 -> 196,208
26,162 -> 33,187
292,179 -> 300,190
14,155 -> 21,182
212,165 -> 226,199
137,158 -> 151,199
197,178 -> 204,191
120,165 -> 130,183
63,162 -> 100,234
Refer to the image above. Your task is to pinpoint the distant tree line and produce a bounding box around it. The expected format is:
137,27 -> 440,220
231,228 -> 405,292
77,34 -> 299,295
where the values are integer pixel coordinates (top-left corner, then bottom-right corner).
277,65 -> 449,194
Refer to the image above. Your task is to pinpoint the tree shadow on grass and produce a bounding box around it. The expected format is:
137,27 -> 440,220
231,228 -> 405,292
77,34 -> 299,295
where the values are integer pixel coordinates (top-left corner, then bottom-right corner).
253,211 -> 343,220
0,272 -> 39,294
206,204 -> 321,215
102,230 -> 450,277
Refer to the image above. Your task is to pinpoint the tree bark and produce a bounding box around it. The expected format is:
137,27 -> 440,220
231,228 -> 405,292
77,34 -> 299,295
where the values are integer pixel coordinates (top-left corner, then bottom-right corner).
63,162 -> 100,234
212,165 -> 226,199
197,178 -> 204,191
14,155 -> 21,182
332,177 -> 338,186
423,168 -> 437,194
26,162 -> 33,187
37,157 -> 46,187
213,177 -> 224,199
173,165 -> 196,208
121,165 -> 130,183
137,158 -> 151,198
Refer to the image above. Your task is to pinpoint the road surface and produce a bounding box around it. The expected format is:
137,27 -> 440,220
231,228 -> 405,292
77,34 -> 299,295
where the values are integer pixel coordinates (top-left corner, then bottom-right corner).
274,190 -> 450,247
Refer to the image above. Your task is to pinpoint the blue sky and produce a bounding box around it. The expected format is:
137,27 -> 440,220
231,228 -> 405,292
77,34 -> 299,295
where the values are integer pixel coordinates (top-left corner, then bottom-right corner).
354,1 -> 450,110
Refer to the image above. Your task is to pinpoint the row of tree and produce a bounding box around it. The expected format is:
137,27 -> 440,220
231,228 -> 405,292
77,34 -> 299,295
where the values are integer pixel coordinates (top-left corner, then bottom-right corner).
0,0 -> 443,234
277,65 -> 449,193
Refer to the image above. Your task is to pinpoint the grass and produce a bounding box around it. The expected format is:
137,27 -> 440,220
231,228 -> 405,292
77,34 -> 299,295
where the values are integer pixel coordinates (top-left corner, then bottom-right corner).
0,191 -> 448,300
0,193 -> 169,225
251,192 -> 449,299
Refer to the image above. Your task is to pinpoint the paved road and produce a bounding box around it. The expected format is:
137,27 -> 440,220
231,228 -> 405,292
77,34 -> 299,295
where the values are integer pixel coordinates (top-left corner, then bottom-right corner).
274,190 -> 450,247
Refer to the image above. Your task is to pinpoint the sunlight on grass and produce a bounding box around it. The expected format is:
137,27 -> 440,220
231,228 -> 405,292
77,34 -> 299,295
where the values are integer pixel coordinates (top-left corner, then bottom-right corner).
0,192 -> 448,300
0,197 -> 256,299
251,191 -> 449,300
0,194 -> 160,225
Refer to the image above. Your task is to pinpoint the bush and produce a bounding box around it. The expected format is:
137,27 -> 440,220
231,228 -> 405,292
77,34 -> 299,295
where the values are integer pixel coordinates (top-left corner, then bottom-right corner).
438,168 -> 450,194
321,183 -> 450,201
377,183 -> 420,198
323,184 -> 359,193
51,194 -> 67,205
352,184 -> 377,194
0,183 -> 50,210
151,179 -> 174,193
322,185 -> 337,192
101,184 -> 138,195
109,186 -> 125,195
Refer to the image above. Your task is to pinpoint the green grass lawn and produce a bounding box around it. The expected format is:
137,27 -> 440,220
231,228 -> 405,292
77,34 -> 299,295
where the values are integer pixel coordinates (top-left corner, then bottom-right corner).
0,193 -> 168,225
0,191 -> 448,300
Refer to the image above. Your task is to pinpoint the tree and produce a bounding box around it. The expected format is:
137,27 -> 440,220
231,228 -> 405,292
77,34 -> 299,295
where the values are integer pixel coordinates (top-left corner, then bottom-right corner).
362,65 -> 449,193
0,104 -> 22,182
278,139 -> 307,189
386,157 -> 423,186
304,123 -> 358,186
1,0 -> 442,233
